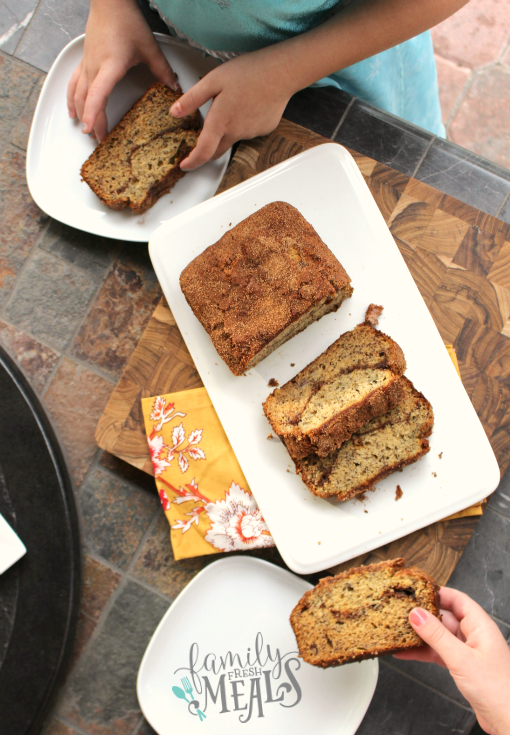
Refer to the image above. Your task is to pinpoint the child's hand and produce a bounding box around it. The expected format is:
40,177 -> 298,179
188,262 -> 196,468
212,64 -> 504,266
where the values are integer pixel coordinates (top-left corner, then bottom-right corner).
394,587 -> 510,735
169,47 -> 296,170
67,0 -> 177,142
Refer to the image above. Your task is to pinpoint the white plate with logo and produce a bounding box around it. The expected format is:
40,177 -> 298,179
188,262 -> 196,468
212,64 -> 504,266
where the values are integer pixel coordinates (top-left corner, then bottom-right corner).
26,34 -> 230,242
149,143 -> 500,574
137,556 -> 378,735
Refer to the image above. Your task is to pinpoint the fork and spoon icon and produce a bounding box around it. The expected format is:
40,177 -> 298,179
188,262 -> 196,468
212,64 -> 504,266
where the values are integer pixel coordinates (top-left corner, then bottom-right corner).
172,677 -> 207,721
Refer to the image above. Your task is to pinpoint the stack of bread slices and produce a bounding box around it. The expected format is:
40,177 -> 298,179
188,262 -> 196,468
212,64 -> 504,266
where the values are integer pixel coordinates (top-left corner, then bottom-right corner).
263,305 -> 433,501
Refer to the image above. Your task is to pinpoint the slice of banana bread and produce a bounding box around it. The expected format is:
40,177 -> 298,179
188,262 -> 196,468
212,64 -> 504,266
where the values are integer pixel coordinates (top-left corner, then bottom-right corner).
290,558 -> 440,667
179,202 -> 353,376
263,318 -> 406,459
81,83 -> 201,214
295,377 -> 433,501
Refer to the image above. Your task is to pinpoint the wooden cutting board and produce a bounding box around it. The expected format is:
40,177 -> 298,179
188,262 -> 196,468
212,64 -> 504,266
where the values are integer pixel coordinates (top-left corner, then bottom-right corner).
96,119 -> 510,584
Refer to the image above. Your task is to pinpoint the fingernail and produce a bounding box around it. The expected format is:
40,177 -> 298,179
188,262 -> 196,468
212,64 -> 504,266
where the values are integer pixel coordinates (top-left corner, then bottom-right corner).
170,102 -> 182,117
170,82 -> 180,92
410,608 -> 428,626
69,110 -> 75,119
82,123 -> 89,134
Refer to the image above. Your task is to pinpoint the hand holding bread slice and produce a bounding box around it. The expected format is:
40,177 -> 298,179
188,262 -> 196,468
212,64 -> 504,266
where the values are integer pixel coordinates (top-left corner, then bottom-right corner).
291,558 -> 440,667
81,83 -> 201,214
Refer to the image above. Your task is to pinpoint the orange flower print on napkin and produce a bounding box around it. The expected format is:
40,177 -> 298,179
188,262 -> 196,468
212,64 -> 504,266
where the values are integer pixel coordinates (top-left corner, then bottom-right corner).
141,387 -> 274,561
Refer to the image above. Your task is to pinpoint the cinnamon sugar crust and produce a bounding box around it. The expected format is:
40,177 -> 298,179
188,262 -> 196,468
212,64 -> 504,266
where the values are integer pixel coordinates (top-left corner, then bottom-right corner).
179,202 -> 353,375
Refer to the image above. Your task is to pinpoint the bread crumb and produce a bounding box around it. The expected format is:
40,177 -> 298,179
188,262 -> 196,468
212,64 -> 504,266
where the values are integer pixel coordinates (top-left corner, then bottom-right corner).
286,469 -> 290,473
432,472 -> 437,477
364,509 -> 368,514
290,363 -> 295,367
365,304 -> 383,326
268,378 -> 279,387
318,541 -> 321,545
355,492 -> 367,502
267,433 -> 273,440
395,485 -> 403,501
439,452 -> 443,459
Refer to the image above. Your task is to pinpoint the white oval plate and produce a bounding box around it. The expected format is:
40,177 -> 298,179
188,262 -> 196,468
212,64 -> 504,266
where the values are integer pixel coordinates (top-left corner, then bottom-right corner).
26,34 -> 230,242
137,556 -> 378,735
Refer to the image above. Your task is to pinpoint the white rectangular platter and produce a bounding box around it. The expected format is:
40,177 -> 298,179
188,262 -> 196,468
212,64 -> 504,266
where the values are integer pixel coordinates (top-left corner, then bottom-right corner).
149,143 -> 500,575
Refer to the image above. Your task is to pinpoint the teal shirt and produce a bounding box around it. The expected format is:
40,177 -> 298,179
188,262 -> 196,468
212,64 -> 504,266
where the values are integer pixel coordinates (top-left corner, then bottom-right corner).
151,0 -> 445,136
152,0 -> 343,54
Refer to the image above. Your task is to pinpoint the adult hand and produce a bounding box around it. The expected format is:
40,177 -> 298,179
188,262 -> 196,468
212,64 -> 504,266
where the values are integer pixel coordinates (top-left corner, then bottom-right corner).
67,0 -> 178,142
395,587 -> 510,735
169,47 -> 296,170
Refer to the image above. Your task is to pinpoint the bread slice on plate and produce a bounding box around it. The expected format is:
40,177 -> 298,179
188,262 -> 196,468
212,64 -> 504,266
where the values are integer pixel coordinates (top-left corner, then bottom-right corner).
179,201 -> 353,376
81,83 -> 201,214
295,376 -> 433,501
290,558 -> 440,667
263,316 -> 406,460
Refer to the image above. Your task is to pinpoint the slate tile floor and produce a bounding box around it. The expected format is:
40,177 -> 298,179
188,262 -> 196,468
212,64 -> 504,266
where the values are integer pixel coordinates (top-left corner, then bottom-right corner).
0,2 -> 509,734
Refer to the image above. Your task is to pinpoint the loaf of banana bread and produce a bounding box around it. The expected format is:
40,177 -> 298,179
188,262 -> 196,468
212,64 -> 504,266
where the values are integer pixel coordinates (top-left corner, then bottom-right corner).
81,83 -> 201,214
290,558 -> 440,667
179,201 -> 353,375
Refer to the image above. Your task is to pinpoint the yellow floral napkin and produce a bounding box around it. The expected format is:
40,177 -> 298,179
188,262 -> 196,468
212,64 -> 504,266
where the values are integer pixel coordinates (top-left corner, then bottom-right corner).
141,344 -> 481,561
141,388 -> 274,560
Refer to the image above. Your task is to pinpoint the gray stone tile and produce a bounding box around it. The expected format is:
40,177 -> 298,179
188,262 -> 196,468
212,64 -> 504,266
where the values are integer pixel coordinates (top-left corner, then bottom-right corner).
0,147 -> 48,305
99,451 -> 158,496
0,53 -> 40,143
10,73 -> 45,150
357,662 -> 475,735
0,1 -> 38,55
498,193 -> 510,225
334,100 -> 432,178
71,244 -> 161,378
488,464 -> 510,519
447,507 -> 510,625
15,0 -> 89,73
385,656 -> 470,708
415,138 -> 510,217
41,716 -> 81,735
59,580 -> 169,735
79,467 -> 159,570
40,220 -> 121,282
0,319 -> 59,393
4,249 -> 96,351
284,86 -> 351,139
135,716 -> 157,735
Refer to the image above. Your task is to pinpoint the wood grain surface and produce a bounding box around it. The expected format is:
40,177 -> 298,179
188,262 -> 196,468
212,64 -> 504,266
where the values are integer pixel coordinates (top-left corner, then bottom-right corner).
96,119 -> 510,585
